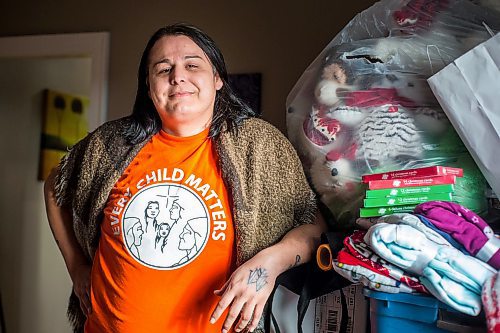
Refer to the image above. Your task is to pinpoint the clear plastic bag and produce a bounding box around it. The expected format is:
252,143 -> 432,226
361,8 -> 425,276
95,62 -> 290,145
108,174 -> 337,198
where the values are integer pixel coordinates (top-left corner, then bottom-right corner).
286,0 -> 500,227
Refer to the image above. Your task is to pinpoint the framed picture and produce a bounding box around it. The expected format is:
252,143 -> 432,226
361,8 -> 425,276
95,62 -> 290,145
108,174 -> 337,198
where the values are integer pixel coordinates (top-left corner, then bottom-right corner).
38,89 -> 89,180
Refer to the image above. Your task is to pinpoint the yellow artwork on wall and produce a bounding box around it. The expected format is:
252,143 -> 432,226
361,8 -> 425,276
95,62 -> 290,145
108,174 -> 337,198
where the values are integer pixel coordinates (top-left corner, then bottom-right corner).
38,89 -> 89,180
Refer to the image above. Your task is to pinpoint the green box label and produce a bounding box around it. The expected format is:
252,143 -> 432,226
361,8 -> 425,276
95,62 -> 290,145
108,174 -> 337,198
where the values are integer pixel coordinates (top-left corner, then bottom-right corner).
360,205 -> 417,217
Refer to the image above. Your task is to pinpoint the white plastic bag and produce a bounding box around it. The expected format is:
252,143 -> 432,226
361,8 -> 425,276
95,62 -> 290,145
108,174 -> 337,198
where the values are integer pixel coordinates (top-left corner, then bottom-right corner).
286,0 -> 500,227
428,33 -> 500,197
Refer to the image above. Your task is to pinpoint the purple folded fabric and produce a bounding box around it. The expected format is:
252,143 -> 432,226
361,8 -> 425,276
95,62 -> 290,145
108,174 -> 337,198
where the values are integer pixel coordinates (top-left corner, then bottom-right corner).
415,201 -> 500,270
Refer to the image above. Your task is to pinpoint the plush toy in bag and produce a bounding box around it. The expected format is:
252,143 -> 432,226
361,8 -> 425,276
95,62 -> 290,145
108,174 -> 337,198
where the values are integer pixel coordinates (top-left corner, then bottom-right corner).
287,0 -> 500,227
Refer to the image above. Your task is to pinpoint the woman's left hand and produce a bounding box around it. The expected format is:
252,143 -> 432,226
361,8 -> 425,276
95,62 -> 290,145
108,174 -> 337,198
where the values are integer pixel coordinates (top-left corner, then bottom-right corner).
210,216 -> 325,332
210,248 -> 281,333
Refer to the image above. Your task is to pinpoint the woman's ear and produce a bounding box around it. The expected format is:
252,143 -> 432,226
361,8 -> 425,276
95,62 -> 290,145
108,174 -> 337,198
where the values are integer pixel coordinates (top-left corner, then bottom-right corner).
215,74 -> 223,91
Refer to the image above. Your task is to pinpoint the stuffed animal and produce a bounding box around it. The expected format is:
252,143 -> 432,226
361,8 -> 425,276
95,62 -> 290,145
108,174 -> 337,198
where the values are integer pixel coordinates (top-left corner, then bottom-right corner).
350,90 -> 424,170
304,41 -> 452,211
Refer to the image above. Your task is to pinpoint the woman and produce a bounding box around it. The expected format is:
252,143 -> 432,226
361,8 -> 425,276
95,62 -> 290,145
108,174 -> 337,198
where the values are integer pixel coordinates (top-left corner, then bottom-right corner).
144,200 -> 160,232
44,23 -> 324,333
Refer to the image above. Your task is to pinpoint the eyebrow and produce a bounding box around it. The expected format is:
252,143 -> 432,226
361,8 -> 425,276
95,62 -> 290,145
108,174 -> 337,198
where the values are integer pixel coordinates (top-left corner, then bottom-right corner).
152,55 -> 204,68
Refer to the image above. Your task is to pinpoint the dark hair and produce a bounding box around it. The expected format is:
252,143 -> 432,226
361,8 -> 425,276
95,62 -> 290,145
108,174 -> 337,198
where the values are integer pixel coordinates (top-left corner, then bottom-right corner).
125,23 -> 255,144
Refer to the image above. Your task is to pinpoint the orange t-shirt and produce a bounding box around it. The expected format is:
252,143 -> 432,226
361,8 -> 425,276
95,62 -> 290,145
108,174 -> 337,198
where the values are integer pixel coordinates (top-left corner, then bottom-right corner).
85,128 -> 235,333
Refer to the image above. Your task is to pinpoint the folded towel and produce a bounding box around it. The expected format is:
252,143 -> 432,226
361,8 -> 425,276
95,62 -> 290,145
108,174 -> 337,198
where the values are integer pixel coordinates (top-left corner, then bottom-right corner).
365,223 -> 496,316
365,223 -> 438,274
415,201 -> 500,269
421,268 -> 483,316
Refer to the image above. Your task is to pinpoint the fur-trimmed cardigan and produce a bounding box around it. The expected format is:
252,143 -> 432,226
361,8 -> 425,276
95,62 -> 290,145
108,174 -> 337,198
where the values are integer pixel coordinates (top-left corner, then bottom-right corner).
54,116 -> 317,332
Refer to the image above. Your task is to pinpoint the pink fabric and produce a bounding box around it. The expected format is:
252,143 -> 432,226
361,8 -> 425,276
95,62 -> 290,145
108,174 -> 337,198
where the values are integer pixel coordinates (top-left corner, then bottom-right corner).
482,271 -> 500,333
415,201 -> 500,269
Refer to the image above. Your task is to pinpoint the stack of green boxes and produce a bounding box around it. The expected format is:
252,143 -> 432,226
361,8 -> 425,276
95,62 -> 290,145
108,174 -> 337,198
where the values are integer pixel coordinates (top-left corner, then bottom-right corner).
359,166 -> 462,218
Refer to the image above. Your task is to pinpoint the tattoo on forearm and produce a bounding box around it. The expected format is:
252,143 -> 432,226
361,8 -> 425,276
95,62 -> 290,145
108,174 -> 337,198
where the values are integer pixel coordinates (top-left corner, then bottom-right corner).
248,267 -> 268,291
288,255 -> 301,269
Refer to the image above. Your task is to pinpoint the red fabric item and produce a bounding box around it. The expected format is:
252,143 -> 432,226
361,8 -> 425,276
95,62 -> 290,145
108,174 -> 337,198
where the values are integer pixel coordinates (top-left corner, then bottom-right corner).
393,0 -> 450,33
344,88 -> 417,108
302,105 -> 342,147
343,230 -> 428,293
326,142 -> 358,162
302,117 -> 329,146
316,105 -> 342,135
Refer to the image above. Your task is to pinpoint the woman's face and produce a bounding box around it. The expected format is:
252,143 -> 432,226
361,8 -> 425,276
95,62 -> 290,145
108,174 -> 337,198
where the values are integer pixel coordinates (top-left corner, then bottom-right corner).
158,223 -> 170,237
146,202 -> 159,218
147,35 -> 223,134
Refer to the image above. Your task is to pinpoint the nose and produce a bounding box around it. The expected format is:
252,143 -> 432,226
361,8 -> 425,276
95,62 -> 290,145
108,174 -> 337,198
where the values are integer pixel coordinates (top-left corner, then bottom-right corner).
170,66 -> 186,84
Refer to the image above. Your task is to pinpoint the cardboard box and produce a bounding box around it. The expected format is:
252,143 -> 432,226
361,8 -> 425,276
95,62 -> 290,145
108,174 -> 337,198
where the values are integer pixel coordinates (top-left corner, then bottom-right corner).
365,184 -> 454,198
367,175 -> 456,190
363,192 -> 453,207
314,284 -> 368,333
362,166 -> 463,183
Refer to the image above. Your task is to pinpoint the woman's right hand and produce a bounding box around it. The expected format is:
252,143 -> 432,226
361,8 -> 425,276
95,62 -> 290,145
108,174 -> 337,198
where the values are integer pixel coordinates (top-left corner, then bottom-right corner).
71,263 -> 92,316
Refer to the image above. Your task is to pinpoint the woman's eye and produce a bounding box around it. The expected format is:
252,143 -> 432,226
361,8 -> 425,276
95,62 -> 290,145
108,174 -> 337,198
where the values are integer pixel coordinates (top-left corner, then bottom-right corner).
187,64 -> 198,69
159,68 -> 171,74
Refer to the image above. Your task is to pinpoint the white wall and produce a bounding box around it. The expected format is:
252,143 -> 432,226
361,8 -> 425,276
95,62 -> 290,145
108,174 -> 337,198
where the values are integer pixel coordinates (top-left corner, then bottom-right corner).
0,57 -> 91,333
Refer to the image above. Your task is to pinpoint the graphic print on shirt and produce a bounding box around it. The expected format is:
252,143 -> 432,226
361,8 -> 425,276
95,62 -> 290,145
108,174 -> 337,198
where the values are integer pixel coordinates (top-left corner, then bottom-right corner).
122,183 -> 209,270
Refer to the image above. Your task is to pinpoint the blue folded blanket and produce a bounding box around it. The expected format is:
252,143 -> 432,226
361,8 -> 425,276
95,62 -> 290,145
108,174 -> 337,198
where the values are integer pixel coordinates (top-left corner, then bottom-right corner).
364,222 -> 496,316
